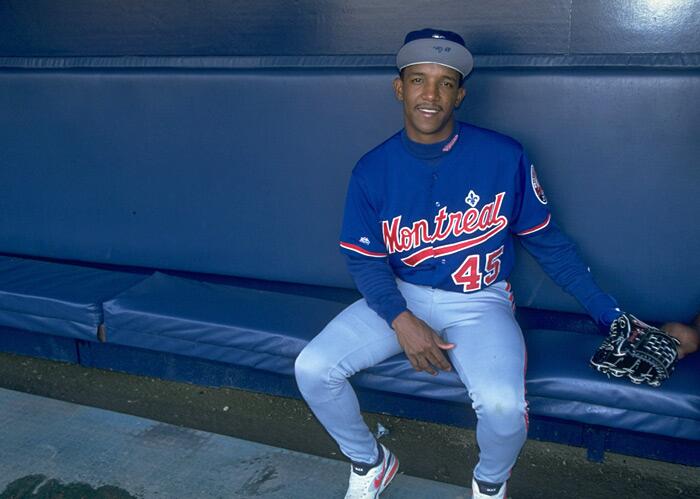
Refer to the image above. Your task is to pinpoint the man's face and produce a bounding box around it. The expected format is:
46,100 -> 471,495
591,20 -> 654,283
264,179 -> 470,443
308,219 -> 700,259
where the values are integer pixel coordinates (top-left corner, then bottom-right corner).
393,63 -> 466,144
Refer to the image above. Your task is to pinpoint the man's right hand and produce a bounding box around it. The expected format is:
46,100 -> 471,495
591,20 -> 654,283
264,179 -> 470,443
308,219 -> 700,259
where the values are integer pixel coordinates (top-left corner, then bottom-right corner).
391,310 -> 455,375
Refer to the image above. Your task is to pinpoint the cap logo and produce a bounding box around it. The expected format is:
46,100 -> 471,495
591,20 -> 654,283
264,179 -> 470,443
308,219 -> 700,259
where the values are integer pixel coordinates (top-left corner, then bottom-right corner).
432,34 -> 445,39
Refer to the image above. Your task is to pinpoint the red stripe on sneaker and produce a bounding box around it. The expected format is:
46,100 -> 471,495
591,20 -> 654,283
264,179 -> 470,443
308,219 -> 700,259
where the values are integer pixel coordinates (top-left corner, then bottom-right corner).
381,455 -> 399,491
372,459 -> 387,489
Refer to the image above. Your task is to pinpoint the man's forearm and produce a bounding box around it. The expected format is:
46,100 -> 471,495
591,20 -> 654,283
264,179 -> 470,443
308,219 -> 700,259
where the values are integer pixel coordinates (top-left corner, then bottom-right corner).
518,223 -> 620,327
345,254 -> 408,325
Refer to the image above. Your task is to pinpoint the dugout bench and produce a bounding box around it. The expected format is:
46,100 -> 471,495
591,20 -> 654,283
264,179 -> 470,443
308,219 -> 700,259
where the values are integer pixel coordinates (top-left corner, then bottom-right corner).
0,58 -> 698,466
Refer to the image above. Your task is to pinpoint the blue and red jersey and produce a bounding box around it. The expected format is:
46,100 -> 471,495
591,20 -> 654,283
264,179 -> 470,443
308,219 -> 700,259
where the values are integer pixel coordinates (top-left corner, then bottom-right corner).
340,122 -> 620,327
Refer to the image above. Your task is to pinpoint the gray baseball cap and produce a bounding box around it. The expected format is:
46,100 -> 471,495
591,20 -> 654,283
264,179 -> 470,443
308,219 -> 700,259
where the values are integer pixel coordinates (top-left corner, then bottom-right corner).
397,28 -> 473,78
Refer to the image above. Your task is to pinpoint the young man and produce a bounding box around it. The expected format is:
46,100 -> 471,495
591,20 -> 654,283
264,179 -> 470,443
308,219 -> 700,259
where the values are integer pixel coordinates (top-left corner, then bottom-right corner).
295,29 -> 623,498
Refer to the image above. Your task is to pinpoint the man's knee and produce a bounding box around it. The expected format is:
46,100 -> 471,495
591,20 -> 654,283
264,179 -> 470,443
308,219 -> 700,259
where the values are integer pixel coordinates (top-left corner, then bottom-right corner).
294,343 -> 342,396
294,346 -> 320,390
473,388 -> 527,434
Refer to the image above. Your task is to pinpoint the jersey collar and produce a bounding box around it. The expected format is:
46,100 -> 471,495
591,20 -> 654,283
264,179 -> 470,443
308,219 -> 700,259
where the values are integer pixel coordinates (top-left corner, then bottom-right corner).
400,124 -> 461,160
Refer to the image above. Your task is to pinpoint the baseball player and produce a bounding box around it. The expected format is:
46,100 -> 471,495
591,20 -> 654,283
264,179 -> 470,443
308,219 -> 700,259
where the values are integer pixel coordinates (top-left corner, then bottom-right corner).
295,28 -> 624,498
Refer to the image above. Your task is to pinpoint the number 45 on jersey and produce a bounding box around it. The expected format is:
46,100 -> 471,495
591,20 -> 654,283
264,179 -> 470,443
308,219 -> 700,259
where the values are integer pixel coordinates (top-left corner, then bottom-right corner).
451,245 -> 504,292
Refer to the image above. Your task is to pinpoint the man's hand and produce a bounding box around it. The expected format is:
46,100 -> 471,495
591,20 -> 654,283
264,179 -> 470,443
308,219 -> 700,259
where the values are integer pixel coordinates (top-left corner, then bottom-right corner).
663,320 -> 700,359
391,311 -> 455,375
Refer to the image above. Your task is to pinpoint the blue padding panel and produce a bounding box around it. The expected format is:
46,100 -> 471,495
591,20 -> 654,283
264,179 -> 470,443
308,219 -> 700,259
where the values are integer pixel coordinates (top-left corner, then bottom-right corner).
526,330 -> 700,422
103,272 -> 348,369
525,329 -> 700,441
103,272 -> 699,440
0,326 -> 79,363
0,67 -> 397,289
465,69 -> 700,323
79,340 -> 302,399
0,256 -> 149,341
2,1 -> 699,57
1,68 -> 698,322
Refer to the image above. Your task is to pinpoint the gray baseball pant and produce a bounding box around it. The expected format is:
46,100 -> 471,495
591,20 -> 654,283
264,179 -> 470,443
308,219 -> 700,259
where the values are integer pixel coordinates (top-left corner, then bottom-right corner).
294,279 -> 527,485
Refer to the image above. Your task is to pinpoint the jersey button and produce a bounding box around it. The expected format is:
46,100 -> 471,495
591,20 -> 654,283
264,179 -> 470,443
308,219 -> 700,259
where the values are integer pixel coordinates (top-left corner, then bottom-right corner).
432,173 -> 438,180
441,259 -> 446,264
435,201 -> 441,207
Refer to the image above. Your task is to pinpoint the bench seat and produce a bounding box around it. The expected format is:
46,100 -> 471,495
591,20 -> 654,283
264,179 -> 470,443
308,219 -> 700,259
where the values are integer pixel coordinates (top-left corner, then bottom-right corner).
102,271 -> 700,441
525,329 -> 700,441
0,255 -> 148,342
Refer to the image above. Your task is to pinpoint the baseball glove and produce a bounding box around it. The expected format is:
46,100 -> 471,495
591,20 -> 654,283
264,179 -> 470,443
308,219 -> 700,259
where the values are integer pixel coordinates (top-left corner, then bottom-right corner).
590,313 -> 680,387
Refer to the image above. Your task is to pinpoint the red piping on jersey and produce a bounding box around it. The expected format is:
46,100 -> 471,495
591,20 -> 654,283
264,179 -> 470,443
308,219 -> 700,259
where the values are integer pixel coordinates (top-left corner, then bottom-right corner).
523,347 -> 530,432
505,281 -> 515,309
339,241 -> 387,258
442,133 -> 459,152
517,213 -> 551,236
517,277 -> 528,431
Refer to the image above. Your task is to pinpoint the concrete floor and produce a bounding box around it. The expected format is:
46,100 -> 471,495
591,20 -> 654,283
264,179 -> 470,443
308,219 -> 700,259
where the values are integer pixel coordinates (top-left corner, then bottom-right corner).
0,388 -> 469,498
0,351 -> 698,498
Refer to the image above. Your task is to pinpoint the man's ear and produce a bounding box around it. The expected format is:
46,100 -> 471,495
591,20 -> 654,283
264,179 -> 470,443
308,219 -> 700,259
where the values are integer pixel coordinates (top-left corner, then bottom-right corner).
393,77 -> 404,101
455,86 -> 466,108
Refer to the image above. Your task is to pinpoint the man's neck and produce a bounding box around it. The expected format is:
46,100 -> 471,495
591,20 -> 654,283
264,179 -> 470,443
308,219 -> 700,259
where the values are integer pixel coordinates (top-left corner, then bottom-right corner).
405,119 -> 455,144
400,123 -> 460,160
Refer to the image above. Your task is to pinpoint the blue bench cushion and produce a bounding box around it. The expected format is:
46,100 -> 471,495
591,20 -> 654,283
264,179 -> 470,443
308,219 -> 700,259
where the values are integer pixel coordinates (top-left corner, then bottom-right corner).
0,256 -> 149,341
102,272 -> 348,370
525,329 -> 700,441
103,272 -> 699,440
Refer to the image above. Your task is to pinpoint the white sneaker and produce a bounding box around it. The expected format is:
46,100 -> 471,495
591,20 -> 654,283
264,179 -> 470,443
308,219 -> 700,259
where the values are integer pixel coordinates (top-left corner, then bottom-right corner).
472,477 -> 507,499
344,444 -> 399,499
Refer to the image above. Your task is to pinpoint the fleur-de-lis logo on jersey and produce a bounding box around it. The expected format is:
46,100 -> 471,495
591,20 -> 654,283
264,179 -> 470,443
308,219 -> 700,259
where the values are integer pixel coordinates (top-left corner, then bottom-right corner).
465,190 -> 480,208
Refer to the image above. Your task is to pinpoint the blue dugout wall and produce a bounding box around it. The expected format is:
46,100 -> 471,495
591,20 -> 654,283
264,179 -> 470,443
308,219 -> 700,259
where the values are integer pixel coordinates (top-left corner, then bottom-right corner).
1,1 -> 699,58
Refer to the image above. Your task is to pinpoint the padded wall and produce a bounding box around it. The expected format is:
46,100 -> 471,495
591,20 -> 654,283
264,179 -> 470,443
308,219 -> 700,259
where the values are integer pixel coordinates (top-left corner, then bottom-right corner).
0,65 -> 698,322
2,1 -> 698,56
0,67 -> 399,283
464,68 -> 700,322
1,1 -> 699,323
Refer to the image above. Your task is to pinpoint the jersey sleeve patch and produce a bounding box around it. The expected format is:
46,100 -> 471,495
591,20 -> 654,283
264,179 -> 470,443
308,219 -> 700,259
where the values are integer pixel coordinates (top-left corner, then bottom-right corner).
530,164 -> 548,205
339,241 -> 387,258
517,213 -> 551,236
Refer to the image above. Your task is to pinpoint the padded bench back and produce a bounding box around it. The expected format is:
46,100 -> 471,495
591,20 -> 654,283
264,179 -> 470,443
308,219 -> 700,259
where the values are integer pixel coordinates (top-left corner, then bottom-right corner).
0,65 -> 698,322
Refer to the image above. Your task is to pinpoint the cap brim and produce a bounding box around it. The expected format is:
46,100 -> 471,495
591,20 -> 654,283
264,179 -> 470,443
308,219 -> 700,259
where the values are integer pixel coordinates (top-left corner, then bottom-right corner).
397,38 -> 473,78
